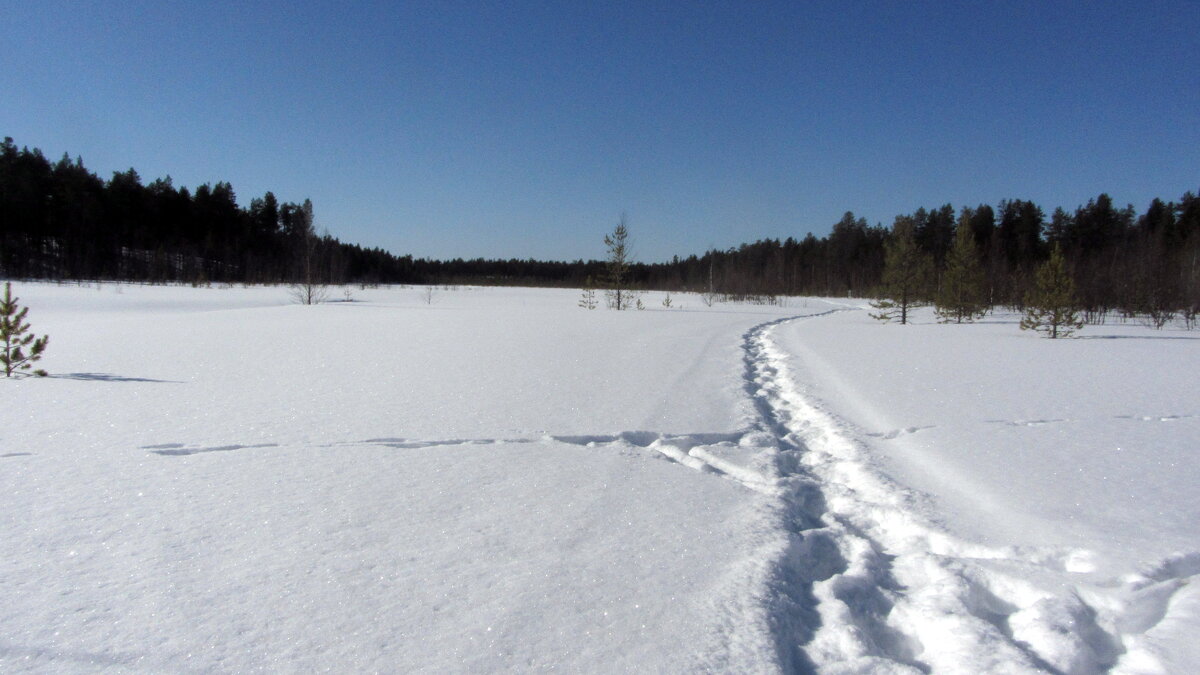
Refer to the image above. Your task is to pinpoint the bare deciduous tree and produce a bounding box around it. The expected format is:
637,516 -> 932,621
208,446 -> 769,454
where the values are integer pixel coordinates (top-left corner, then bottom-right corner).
289,199 -> 328,305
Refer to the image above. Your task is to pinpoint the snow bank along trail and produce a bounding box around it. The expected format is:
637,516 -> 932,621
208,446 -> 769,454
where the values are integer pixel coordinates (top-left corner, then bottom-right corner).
639,310 -> 1193,674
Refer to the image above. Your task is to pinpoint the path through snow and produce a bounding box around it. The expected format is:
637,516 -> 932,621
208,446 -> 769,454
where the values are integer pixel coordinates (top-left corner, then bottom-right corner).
723,310 -> 1197,674
571,309 -> 1198,673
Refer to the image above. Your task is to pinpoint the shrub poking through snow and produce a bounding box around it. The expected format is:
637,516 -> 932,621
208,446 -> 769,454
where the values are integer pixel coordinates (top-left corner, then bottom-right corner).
1021,244 -> 1083,339
1,282 -> 49,377
578,276 -> 597,310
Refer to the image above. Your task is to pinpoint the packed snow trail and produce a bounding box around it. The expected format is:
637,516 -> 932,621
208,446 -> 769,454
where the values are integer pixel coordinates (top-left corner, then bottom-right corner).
701,311 -> 1193,674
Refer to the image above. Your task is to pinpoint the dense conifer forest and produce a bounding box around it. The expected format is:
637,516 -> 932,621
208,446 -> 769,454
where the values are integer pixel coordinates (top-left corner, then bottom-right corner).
1,137 -> 1196,322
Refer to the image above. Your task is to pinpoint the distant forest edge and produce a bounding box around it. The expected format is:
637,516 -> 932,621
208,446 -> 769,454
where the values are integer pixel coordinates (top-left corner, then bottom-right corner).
2,137 -> 1198,316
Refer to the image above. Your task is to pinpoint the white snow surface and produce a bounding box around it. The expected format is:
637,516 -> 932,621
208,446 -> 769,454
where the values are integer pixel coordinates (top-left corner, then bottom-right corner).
1,283 -> 1196,673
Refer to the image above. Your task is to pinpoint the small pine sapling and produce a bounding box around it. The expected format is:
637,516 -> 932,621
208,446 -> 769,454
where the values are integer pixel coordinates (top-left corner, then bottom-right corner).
578,277 -> 598,310
662,293 -> 673,308
1021,245 -> 1083,339
1,283 -> 49,377
934,214 -> 989,323
603,216 -> 633,310
870,219 -> 933,324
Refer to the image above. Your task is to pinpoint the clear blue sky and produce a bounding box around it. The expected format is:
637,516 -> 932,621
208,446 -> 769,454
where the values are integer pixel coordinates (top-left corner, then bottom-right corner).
3,0 -> 1197,262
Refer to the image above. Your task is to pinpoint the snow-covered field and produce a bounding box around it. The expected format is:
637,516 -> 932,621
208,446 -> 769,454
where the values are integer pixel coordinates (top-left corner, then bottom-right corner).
1,283 -> 1196,673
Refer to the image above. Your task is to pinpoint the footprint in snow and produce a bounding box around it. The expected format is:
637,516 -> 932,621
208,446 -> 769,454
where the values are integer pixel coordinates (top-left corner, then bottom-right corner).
1115,414 -> 1196,423
867,425 -> 935,440
985,418 -> 1068,427
145,443 -> 279,456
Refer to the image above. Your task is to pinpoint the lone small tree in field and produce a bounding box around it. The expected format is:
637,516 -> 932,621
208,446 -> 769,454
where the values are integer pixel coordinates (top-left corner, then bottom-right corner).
871,219 -> 932,324
1,283 -> 49,377
603,215 -> 635,310
289,199 -> 328,305
935,214 -> 989,323
1021,244 -> 1083,338
578,276 -> 597,310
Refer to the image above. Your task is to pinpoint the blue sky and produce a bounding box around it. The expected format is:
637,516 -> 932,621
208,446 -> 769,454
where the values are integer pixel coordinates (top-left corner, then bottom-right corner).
3,1 -> 1197,261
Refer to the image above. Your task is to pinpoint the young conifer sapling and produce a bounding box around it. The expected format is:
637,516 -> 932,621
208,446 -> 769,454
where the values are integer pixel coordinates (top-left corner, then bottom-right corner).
578,276 -> 598,310
1021,245 -> 1083,338
1,283 -> 49,377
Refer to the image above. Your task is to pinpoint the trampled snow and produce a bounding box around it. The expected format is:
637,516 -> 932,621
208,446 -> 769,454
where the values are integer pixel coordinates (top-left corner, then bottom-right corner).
768,304 -> 1200,673
1,283 -> 1195,673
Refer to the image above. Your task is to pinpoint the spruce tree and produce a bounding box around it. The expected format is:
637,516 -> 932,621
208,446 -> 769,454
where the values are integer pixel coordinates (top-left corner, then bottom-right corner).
935,214 -> 989,323
1,283 -> 49,377
870,219 -> 933,324
1021,244 -> 1083,338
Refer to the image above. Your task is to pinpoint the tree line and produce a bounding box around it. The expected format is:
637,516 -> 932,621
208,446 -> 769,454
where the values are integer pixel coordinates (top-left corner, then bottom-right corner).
2,137 -> 1197,322
650,195 -> 1199,322
0,138 -> 422,284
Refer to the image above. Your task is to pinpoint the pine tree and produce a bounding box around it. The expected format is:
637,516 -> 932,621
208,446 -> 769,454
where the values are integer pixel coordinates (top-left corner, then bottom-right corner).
870,219 -> 933,324
935,214 -> 989,323
578,276 -> 597,310
603,215 -> 633,310
1021,244 -> 1083,338
1,283 -> 49,377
